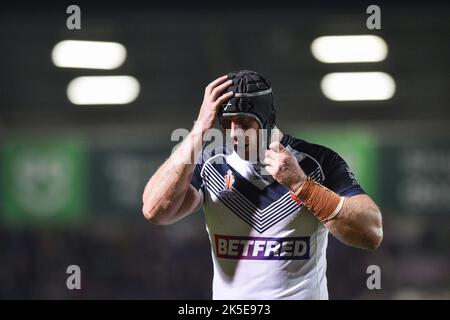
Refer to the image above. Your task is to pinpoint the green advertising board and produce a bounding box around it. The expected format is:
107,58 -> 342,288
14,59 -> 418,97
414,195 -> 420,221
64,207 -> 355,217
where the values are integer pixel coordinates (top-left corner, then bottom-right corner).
1,137 -> 87,226
296,127 -> 379,200
2,130 -> 445,224
380,141 -> 450,214
90,147 -> 166,217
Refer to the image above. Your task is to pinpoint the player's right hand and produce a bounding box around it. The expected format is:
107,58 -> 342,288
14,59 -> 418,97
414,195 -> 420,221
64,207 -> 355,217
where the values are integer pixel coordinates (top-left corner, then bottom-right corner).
195,75 -> 234,131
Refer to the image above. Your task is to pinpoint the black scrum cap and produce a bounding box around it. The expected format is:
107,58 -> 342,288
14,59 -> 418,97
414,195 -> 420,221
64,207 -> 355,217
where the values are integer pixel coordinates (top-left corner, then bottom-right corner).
218,70 -> 276,133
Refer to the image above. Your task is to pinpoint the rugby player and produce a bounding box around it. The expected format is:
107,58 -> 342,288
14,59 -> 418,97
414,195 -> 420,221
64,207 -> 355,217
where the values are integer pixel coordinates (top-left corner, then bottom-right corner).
142,70 -> 383,299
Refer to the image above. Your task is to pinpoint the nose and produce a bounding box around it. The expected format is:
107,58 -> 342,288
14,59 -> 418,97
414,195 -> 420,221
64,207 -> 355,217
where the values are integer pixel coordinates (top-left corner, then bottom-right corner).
229,121 -> 244,142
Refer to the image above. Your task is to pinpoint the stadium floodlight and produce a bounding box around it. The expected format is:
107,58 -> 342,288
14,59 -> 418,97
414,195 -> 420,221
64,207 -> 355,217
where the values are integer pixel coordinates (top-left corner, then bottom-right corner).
321,72 -> 395,101
67,76 -> 140,105
311,35 -> 388,63
52,40 -> 126,69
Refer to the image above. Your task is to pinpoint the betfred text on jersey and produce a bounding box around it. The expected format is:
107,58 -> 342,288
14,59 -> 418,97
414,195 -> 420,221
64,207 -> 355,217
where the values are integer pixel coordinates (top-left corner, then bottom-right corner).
215,234 -> 310,260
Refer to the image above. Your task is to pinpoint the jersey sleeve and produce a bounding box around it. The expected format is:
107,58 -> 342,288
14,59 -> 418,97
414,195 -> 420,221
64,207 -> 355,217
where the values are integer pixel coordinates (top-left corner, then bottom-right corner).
190,162 -> 203,191
190,150 -> 207,206
323,151 -> 365,197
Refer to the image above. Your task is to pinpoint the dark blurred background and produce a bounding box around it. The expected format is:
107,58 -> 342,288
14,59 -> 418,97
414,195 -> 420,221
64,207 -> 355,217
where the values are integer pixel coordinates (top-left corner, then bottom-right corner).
0,0 -> 449,299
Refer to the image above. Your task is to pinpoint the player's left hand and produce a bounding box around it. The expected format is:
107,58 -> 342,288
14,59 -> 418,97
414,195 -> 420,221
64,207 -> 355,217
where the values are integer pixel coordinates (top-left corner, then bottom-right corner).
264,141 -> 307,192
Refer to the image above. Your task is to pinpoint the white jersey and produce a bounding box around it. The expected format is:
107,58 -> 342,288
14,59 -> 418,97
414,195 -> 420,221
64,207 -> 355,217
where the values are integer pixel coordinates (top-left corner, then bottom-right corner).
190,134 -> 364,300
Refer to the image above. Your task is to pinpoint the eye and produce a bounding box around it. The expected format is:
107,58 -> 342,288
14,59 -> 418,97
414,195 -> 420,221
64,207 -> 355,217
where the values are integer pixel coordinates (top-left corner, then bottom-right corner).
240,118 -> 252,129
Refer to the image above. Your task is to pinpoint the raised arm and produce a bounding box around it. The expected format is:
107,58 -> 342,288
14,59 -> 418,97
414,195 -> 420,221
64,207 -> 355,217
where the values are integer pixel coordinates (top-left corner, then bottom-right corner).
142,75 -> 233,225
264,141 -> 383,251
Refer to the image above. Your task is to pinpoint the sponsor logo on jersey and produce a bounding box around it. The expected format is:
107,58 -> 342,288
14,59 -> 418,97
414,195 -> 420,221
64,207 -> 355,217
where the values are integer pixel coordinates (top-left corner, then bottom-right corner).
215,234 -> 310,260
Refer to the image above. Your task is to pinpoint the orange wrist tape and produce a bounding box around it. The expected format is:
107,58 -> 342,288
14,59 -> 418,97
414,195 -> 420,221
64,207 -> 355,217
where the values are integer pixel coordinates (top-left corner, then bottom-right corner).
290,177 -> 341,222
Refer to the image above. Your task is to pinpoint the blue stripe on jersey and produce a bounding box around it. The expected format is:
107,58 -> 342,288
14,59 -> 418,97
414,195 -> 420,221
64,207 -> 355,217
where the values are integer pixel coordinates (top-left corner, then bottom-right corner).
207,160 -> 289,211
202,162 -> 302,233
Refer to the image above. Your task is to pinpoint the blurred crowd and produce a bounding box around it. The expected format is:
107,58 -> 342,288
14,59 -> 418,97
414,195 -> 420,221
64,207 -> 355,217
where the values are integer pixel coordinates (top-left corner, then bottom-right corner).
1,210 -> 448,299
